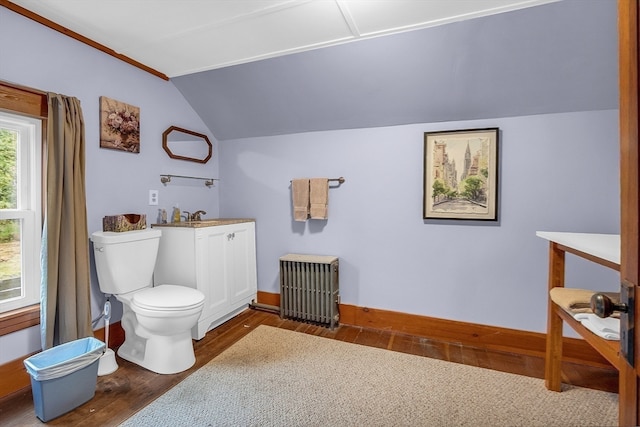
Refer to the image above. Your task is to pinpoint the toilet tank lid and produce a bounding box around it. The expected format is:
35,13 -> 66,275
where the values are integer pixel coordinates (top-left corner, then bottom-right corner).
91,229 -> 161,244
133,285 -> 204,311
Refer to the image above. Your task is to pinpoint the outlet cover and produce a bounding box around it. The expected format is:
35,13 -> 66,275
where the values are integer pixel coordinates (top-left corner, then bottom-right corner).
149,190 -> 159,206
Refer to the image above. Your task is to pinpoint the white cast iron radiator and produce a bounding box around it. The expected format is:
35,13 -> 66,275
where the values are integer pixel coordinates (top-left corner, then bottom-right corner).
279,254 -> 339,329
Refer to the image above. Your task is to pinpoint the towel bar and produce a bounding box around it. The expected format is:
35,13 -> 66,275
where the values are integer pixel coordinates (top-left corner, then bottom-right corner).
160,174 -> 218,187
290,177 -> 345,185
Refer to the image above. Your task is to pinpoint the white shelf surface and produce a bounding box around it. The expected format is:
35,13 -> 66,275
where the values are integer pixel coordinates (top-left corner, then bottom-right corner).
536,231 -> 620,266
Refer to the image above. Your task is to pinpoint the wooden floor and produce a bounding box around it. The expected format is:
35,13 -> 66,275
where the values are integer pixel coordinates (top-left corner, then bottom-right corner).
0,308 -> 618,426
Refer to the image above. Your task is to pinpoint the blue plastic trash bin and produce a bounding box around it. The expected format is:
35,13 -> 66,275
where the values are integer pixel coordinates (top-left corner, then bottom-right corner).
23,337 -> 105,422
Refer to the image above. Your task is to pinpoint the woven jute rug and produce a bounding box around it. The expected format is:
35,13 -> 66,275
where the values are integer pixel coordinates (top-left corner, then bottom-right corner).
120,325 -> 618,427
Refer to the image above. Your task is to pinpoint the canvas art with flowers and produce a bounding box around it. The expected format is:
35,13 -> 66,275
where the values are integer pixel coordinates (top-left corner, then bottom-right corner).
100,96 -> 140,153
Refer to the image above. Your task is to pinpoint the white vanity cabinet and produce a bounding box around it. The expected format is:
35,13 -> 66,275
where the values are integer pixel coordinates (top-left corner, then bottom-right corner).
153,220 -> 257,340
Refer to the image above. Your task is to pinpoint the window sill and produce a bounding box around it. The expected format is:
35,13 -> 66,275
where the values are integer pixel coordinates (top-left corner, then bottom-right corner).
0,304 -> 40,336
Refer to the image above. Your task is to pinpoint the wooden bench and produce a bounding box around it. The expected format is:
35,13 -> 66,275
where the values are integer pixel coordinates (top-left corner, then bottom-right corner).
536,231 -> 621,391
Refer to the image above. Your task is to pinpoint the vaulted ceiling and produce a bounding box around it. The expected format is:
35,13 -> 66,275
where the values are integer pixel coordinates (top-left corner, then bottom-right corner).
171,0 -> 618,140
6,0 -> 618,141
9,0 -> 559,78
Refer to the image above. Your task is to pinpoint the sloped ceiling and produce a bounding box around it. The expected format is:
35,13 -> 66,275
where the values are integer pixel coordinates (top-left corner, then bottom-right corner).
8,0 -> 558,77
6,0 -> 618,141
172,0 -> 618,140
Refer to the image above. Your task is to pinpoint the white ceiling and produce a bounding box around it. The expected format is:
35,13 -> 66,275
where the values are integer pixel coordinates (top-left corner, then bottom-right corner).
9,0 -> 558,78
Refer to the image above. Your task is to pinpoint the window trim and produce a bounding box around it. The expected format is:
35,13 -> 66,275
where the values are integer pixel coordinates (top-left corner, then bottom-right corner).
0,112 -> 42,313
0,81 -> 47,333
0,304 -> 39,336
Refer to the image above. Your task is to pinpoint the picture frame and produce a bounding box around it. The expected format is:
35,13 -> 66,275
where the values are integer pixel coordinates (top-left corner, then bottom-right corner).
423,128 -> 499,221
100,96 -> 140,153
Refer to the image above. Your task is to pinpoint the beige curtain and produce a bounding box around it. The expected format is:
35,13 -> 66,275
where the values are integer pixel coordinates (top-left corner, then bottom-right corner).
41,93 -> 92,349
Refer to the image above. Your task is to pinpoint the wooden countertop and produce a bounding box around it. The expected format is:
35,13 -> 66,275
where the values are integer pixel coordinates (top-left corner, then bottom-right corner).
152,218 -> 255,228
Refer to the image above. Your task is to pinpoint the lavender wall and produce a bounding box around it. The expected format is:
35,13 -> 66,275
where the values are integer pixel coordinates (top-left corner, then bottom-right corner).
219,110 -> 620,333
0,8 -> 220,363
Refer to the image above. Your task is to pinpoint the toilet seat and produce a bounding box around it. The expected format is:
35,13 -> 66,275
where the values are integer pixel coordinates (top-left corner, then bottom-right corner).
132,284 -> 204,311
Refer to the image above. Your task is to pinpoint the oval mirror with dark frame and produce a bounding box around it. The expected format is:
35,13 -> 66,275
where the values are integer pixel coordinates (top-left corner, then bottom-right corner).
162,126 -> 213,164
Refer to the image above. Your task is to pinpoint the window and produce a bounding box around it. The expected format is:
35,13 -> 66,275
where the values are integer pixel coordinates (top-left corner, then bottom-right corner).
0,112 -> 42,313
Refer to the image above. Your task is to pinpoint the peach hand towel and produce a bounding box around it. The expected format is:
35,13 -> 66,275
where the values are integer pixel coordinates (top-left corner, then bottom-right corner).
549,287 -> 620,317
292,178 -> 310,222
309,178 -> 329,219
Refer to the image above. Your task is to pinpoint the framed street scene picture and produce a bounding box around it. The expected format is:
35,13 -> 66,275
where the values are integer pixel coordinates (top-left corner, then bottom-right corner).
423,128 -> 499,221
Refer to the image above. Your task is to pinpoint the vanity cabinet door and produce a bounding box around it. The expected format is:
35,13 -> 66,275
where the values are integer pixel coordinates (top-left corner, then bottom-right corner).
196,226 -> 229,317
154,227 -> 197,286
226,222 -> 257,305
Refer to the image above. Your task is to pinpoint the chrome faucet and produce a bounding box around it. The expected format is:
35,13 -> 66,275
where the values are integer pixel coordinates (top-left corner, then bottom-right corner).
191,210 -> 206,221
182,211 -> 191,222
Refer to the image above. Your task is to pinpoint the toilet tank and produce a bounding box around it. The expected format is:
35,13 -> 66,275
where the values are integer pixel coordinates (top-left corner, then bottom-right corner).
91,229 -> 162,295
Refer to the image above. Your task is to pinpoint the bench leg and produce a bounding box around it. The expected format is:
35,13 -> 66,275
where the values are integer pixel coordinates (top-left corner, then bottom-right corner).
545,306 -> 563,391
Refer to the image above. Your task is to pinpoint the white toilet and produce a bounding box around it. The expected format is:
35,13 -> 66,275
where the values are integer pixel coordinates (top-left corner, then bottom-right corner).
91,228 -> 205,374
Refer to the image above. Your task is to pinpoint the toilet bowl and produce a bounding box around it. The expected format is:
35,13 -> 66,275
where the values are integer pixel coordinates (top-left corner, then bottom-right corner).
91,229 -> 205,374
116,284 -> 204,374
